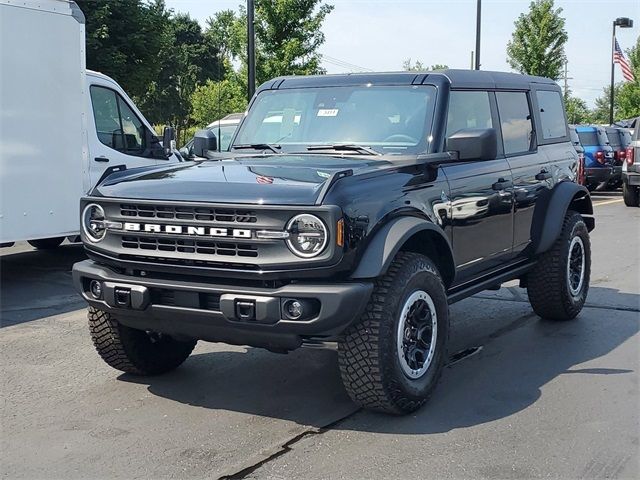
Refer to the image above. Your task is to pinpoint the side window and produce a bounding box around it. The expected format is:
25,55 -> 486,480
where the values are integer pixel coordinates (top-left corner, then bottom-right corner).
446,91 -> 493,136
90,86 -> 146,153
536,90 -> 566,140
496,91 -> 534,155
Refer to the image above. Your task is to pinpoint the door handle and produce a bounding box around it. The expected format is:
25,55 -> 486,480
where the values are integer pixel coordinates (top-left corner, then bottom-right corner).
94,157 -> 110,162
492,178 -> 512,190
535,170 -> 552,181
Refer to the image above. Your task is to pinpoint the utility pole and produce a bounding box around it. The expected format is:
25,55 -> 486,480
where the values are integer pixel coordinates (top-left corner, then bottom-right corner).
560,60 -> 573,101
470,51 -> 474,70
474,0 -> 481,69
247,0 -> 256,102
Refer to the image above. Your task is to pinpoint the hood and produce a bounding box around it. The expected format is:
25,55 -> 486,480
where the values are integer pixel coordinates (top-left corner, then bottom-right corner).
93,155 -> 388,205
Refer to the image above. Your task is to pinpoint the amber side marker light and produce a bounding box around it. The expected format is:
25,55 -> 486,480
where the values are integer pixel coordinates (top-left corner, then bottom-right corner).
336,218 -> 344,247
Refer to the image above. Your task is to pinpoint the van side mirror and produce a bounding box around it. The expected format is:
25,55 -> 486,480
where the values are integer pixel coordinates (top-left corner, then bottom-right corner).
446,128 -> 497,161
163,126 -> 175,156
193,129 -> 218,158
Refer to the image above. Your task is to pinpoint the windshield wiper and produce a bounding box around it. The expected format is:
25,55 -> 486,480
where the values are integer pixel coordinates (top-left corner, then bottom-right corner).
232,143 -> 281,153
306,144 -> 381,155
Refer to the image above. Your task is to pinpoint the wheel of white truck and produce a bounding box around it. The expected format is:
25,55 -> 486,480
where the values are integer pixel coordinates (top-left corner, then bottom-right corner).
88,307 -> 196,375
338,252 -> 449,415
623,183 -> 640,207
526,210 -> 591,321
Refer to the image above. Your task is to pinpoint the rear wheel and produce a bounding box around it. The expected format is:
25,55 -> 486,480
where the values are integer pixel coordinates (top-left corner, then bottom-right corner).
527,211 -> 591,320
623,182 -> 640,207
88,307 -> 196,375
338,252 -> 449,414
28,237 -> 64,249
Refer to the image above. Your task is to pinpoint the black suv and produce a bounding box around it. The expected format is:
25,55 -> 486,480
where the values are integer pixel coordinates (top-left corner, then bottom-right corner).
73,70 -> 594,414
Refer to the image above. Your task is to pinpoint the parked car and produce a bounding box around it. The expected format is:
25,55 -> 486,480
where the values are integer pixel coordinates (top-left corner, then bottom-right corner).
574,125 -> 615,190
623,118 -> 640,207
569,126 -> 586,185
0,0 -> 178,249
179,113 -> 243,160
604,126 -> 630,188
73,70 -> 594,415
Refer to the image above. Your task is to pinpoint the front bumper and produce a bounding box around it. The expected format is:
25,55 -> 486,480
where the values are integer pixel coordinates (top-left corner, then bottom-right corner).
72,260 -> 373,351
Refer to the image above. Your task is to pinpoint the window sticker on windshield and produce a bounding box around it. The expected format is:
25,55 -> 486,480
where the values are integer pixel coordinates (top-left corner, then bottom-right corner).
317,109 -> 339,117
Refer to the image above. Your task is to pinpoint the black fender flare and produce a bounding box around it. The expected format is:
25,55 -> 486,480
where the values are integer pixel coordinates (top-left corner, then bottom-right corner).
350,216 -> 455,285
531,182 -> 594,255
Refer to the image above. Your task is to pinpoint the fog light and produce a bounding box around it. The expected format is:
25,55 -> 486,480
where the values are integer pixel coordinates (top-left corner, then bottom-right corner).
90,280 -> 103,299
283,299 -> 304,320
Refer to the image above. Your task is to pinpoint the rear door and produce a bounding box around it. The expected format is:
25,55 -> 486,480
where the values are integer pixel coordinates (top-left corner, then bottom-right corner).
442,90 -> 514,278
497,90 -> 550,255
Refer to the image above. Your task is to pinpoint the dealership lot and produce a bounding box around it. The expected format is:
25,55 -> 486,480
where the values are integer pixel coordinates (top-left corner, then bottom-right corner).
1,193 -> 638,479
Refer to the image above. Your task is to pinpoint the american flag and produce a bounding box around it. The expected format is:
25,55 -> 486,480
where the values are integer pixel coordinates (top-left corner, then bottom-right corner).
614,39 -> 635,82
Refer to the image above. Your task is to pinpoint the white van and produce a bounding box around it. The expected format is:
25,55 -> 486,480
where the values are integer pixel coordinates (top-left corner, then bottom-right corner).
0,0 -> 179,249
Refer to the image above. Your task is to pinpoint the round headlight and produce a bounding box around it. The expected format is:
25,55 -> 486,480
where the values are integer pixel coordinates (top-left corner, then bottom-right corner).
82,203 -> 106,242
286,214 -> 328,258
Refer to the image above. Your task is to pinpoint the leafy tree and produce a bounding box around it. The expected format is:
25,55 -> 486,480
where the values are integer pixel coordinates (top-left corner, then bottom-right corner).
506,0 -> 568,80
191,79 -> 248,128
402,60 -> 448,72
564,96 -> 591,124
591,85 -> 619,124
78,0 -> 170,99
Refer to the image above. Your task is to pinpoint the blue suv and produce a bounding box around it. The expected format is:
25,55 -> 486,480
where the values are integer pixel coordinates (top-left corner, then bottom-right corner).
575,125 -> 614,190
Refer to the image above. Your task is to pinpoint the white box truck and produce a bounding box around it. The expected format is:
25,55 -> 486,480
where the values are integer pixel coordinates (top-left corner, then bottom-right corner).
0,0 -> 180,249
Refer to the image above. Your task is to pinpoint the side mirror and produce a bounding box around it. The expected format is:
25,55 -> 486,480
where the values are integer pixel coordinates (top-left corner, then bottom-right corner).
193,129 -> 218,158
163,126 -> 175,156
179,146 -> 190,159
446,128 -> 497,161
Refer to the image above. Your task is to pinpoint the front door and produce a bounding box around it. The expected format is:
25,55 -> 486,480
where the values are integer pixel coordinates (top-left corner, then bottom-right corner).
442,90 -> 514,279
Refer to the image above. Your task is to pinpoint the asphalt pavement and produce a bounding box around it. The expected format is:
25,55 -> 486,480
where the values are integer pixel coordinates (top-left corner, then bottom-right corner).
1,192 -> 638,479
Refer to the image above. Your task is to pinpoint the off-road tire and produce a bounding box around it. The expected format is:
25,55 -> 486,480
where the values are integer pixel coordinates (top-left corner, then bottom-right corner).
28,237 -> 64,249
88,307 -> 196,375
338,252 -> 449,415
527,211 -> 591,321
623,182 -> 640,207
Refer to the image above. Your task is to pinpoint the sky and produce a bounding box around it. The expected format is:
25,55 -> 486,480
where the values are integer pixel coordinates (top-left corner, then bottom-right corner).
165,0 -> 640,107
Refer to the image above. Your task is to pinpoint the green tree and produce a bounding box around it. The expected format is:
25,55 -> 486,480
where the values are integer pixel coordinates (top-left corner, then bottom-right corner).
191,79 -> 247,128
506,0 -> 568,80
564,96 -> 591,124
616,36 -> 640,120
77,0 -> 171,99
402,60 -> 448,72
591,85 -> 619,124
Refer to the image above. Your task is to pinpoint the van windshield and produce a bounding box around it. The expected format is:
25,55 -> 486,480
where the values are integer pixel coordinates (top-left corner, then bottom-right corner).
233,85 -> 437,155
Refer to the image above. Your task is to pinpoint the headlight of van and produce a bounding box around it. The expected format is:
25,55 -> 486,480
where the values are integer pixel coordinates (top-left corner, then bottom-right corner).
82,203 -> 107,242
286,214 -> 328,258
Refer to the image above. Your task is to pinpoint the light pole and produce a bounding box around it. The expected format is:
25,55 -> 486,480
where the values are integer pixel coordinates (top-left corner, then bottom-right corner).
474,0 -> 481,70
609,17 -> 633,125
247,0 -> 256,102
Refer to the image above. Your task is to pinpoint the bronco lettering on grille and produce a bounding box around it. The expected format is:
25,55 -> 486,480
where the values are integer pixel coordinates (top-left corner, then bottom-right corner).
123,222 -> 252,239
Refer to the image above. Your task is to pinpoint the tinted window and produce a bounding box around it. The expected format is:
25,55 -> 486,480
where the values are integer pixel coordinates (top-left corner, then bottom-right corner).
496,91 -> 534,155
606,129 -> 622,147
577,131 -> 599,145
536,90 -> 566,140
446,91 -> 493,136
90,86 -> 146,153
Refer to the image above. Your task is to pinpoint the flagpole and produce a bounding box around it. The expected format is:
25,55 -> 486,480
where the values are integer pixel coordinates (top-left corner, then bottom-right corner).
609,21 -> 616,126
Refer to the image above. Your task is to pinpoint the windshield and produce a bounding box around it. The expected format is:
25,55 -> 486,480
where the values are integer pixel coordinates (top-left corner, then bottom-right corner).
233,85 -> 437,155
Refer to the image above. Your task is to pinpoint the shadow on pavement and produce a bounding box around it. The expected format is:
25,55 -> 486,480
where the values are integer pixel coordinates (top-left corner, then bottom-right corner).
0,244 -> 86,327
124,285 -> 638,434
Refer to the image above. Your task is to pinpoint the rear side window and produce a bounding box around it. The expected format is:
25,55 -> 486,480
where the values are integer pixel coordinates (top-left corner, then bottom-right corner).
446,91 -> 493,136
90,86 -> 146,153
577,131 -> 598,145
536,90 -> 566,140
606,130 -> 622,147
496,91 -> 534,155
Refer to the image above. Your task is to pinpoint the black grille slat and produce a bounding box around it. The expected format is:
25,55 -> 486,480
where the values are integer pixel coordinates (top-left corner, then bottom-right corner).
121,236 -> 258,258
120,203 -> 257,223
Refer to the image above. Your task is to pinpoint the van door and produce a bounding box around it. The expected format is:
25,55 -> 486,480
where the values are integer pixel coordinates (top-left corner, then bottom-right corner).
86,75 -> 171,186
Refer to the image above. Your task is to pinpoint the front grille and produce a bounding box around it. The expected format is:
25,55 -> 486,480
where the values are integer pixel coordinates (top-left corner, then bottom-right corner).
151,288 -> 221,311
121,235 -> 258,258
120,203 -> 257,223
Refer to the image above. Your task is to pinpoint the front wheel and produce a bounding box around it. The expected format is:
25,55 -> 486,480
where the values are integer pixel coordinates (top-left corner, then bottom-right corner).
526,211 -> 591,320
623,182 -> 640,207
88,307 -> 196,375
338,252 -> 449,414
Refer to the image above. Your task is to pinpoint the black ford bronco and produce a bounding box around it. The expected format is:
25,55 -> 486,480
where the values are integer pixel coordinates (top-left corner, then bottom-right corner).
73,70 -> 594,414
